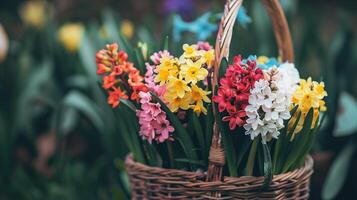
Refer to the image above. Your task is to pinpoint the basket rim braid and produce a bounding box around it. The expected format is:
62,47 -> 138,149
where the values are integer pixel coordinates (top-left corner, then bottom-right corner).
126,0 -> 314,199
125,154 -> 313,200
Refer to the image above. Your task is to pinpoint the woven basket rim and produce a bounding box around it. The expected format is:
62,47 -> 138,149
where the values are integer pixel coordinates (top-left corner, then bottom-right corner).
125,153 -> 313,184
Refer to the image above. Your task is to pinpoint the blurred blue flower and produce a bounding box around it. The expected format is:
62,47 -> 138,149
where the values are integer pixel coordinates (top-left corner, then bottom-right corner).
215,6 -> 252,28
164,0 -> 194,18
237,6 -> 252,28
172,6 -> 251,42
173,12 -> 217,41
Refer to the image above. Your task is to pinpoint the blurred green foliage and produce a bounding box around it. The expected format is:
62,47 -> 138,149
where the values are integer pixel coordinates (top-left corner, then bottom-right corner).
1,0 -> 357,199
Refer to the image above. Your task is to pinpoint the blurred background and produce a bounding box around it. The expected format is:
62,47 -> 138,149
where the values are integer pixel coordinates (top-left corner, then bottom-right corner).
0,0 -> 357,199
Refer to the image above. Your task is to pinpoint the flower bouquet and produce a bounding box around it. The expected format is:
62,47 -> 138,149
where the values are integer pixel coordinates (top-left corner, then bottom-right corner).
95,0 -> 327,199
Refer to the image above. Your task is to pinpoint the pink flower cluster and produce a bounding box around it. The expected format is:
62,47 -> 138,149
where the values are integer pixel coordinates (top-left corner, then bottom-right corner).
213,56 -> 264,130
145,51 -> 171,96
137,91 -> 174,143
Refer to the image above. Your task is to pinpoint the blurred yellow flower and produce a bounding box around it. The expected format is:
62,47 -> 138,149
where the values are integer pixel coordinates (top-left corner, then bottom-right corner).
0,24 -> 8,63
19,0 -> 47,29
257,56 -> 269,64
121,20 -> 134,39
288,77 -> 327,138
58,23 -> 84,53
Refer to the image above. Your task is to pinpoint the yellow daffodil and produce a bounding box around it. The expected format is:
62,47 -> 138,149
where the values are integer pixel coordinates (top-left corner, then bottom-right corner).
154,58 -> 178,85
288,78 -> 327,137
190,84 -> 211,103
58,23 -> 84,53
0,24 -> 8,63
19,0 -> 47,29
166,77 -> 191,98
121,19 -> 134,39
180,59 -> 208,84
164,92 -> 191,112
190,101 -> 207,115
182,44 -> 198,58
201,49 -> 214,67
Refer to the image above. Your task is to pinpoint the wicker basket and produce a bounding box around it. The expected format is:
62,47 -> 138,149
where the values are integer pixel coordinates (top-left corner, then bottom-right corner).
126,154 -> 313,200
126,0 -> 313,199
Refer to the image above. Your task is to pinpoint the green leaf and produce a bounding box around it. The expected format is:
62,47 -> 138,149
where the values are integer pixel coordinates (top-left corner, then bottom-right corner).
215,105 -> 237,176
134,48 -> 145,74
246,138 -> 258,176
262,143 -> 273,190
151,93 -> 198,164
322,142 -> 356,200
163,35 -> 169,51
120,99 -> 137,112
218,58 -> 229,79
62,91 -> 106,134
282,108 -> 314,172
174,158 -> 206,166
189,112 -> 205,159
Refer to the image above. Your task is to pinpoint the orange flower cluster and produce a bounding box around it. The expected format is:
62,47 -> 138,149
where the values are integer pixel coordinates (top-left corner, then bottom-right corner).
96,43 -> 148,107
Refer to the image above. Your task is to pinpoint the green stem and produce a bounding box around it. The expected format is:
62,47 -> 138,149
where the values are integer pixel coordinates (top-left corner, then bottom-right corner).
246,138 -> 258,176
166,141 -> 174,168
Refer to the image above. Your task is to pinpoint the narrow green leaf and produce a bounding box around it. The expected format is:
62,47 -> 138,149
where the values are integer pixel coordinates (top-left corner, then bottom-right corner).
120,99 -> 137,112
174,158 -> 206,166
246,138 -> 258,176
134,48 -> 145,74
218,58 -> 229,79
190,112 -> 205,159
322,142 -> 355,200
151,93 -> 198,163
262,143 -> 273,190
282,108 -> 314,172
62,91 -> 106,134
163,35 -> 169,51
215,105 -> 237,176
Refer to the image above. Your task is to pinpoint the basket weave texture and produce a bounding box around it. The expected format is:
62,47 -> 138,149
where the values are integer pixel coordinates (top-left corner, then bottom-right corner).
126,155 -> 313,200
126,0 -> 313,199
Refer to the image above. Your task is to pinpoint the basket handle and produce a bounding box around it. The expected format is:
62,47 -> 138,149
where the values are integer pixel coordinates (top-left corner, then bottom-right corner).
207,0 -> 294,182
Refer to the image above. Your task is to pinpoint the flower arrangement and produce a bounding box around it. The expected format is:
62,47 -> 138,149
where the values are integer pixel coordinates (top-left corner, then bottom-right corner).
95,41 -> 327,179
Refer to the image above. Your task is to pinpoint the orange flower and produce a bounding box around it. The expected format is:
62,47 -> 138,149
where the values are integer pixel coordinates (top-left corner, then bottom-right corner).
108,87 -> 128,108
102,74 -> 117,89
96,43 -> 147,107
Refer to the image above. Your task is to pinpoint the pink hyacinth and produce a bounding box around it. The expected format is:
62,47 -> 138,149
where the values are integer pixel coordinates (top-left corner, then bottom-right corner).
196,41 -> 212,51
137,91 -> 174,143
149,50 -> 172,65
144,63 -> 167,97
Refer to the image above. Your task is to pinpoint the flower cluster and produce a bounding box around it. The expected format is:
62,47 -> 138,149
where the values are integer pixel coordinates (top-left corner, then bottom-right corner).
215,55 -> 327,143
137,92 -> 174,143
244,68 -> 291,143
96,43 -> 148,107
213,56 -> 264,130
288,77 -> 327,137
146,43 -> 214,115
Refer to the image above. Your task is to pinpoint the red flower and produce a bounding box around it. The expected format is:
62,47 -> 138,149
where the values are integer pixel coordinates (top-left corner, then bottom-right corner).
108,87 -> 128,108
213,56 -> 264,130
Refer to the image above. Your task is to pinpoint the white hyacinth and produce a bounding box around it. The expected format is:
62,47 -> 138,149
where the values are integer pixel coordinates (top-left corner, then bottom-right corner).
277,62 -> 300,96
244,67 -> 293,143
